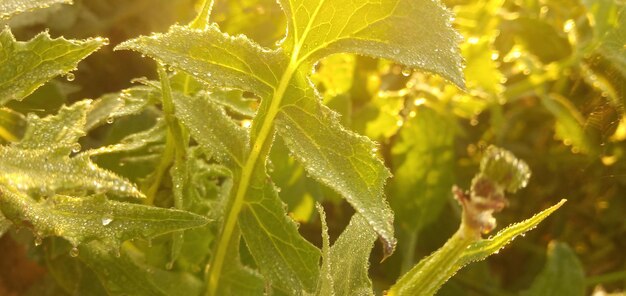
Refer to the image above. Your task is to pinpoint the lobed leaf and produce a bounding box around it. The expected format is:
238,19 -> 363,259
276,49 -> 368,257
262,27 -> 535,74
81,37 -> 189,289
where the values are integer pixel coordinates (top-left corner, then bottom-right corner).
0,145 -> 144,197
17,99 -> 91,149
86,85 -> 157,131
172,92 -> 248,168
0,186 -> 208,248
0,0 -> 70,19
276,70 -> 396,254
328,211 -> 377,296
116,24 -> 284,99
173,90 -> 320,294
0,27 -> 105,105
277,0 -> 464,87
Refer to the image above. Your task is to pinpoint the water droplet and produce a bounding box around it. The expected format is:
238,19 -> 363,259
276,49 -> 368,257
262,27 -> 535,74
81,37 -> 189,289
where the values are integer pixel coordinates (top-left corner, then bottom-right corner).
392,49 -> 400,55
106,117 -> 114,124
401,68 -> 412,77
65,73 -> 75,82
101,217 -> 113,226
34,236 -> 43,246
71,143 -> 81,153
70,246 -> 79,257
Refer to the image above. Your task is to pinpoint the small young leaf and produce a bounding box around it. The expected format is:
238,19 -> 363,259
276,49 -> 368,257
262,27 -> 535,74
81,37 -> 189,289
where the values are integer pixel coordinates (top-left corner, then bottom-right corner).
17,99 -> 92,149
172,92 -> 248,168
0,0 -> 70,19
521,242 -> 585,296
328,212 -> 377,296
84,120 -> 166,156
0,186 -> 209,248
315,203 -> 333,296
79,241 -> 204,296
86,85 -> 157,131
0,27 -> 105,105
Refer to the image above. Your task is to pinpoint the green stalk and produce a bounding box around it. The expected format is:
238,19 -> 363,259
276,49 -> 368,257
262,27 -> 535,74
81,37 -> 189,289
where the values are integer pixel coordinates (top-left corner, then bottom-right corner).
205,26 -> 315,295
389,224 -> 479,296
189,0 -> 214,29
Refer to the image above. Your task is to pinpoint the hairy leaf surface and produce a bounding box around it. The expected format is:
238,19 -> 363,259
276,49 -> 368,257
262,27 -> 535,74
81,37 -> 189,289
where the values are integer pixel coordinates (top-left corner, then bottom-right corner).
0,27 -> 105,105
0,146 -> 144,197
0,0 -> 70,19
79,241 -> 204,296
173,92 -> 320,293
0,186 -> 208,247
389,199 -> 566,296
119,0 -> 465,292
17,99 -> 91,149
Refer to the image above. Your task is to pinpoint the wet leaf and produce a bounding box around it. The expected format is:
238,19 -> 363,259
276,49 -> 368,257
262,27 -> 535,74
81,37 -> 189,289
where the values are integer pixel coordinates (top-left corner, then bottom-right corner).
79,241 -> 204,296
0,186 -> 209,248
389,199 -> 566,296
0,0 -> 70,19
522,242 -> 585,296
0,27 -> 105,105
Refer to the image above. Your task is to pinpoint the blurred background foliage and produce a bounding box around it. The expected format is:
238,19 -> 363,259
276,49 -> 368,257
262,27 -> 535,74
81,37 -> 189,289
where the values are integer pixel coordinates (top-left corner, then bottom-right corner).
1,0 -> 625,295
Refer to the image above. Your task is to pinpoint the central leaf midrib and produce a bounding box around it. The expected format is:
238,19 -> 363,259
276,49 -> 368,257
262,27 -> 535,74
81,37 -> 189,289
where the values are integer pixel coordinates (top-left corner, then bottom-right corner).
208,3 -> 331,293
207,51 -> 303,296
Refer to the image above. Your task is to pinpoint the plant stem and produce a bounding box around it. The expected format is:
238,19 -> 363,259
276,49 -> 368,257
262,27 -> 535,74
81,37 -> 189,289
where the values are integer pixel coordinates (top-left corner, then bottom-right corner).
389,224 -> 479,296
189,0 -> 214,29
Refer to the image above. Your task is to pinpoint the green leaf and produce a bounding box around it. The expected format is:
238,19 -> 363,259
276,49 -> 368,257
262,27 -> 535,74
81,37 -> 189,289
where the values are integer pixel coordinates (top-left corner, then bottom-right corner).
0,186 -> 209,248
390,107 -> 455,230
275,69 -> 396,255
0,0 -> 70,19
0,145 -> 144,197
315,203 -> 334,296
173,91 -> 320,294
172,92 -> 248,168
0,106 -> 24,142
522,242 -> 585,296
540,94 -> 596,154
85,120 -> 166,156
459,199 -> 566,265
389,199 -> 566,296
119,1 -> 465,292
215,229 -> 265,296
0,27 -> 105,105
79,241 -> 204,296
277,0 -> 464,87
17,99 -> 91,150
116,24 -> 283,99
237,161 -> 321,294
86,85 -> 157,131
328,212 -> 377,296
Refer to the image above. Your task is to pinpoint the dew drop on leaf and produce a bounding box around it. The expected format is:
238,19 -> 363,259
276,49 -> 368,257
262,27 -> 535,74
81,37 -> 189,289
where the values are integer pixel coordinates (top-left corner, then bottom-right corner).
101,217 -> 113,226
65,73 -> 75,82
70,246 -> 79,257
